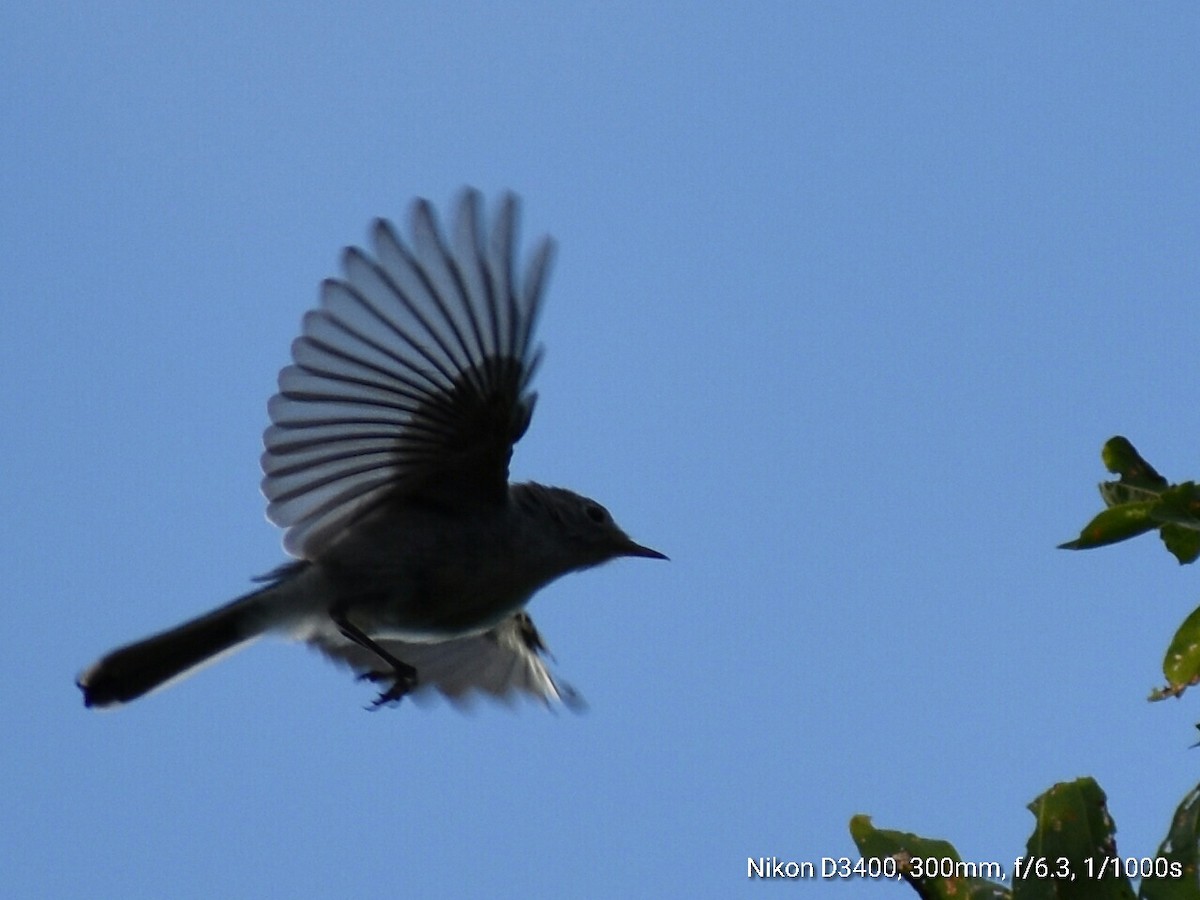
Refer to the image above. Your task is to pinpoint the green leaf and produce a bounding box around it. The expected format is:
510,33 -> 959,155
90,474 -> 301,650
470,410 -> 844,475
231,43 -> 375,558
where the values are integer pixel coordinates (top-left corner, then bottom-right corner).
1155,606 -> 1200,701
1059,503 -> 1161,550
1154,485 -> 1200,564
1161,526 -> 1200,566
1140,783 -> 1200,899
850,815 -> 1010,899
1015,778 -> 1134,900
1103,436 -> 1168,489
1152,484 -> 1200,529
1061,438 -> 1187,553
1095,437 -> 1168,507
1100,481 -> 1162,508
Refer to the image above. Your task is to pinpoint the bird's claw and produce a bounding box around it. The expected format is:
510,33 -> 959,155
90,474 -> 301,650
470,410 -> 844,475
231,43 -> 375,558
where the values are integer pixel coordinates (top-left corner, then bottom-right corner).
358,664 -> 418,709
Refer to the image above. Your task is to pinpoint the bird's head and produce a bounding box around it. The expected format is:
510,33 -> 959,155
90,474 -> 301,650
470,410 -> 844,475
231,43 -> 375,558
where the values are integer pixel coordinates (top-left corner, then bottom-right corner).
514,483 -> 667,572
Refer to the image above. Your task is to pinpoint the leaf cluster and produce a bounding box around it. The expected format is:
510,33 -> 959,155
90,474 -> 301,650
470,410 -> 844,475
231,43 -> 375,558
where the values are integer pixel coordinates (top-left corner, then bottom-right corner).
855,438 -> 1200,897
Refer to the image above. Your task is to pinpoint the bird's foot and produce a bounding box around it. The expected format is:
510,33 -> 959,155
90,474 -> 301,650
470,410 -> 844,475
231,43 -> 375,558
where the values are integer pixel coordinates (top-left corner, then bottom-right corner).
357,663 -> 418,709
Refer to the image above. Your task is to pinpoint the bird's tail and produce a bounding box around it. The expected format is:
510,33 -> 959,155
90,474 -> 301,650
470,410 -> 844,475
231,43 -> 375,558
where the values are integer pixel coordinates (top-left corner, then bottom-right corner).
77,581 -> 288,708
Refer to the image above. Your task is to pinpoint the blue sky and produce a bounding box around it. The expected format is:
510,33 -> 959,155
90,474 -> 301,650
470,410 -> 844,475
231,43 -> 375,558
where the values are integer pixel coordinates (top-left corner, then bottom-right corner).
4,3 -> 1199,897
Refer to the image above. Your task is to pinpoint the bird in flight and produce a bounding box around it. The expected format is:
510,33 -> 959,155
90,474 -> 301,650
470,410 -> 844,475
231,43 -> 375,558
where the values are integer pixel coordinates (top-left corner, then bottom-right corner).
78,189 -> 665,712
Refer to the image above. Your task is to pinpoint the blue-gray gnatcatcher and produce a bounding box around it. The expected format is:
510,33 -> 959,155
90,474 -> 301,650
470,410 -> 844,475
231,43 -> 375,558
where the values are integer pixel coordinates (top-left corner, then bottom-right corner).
77,190 -> 665,711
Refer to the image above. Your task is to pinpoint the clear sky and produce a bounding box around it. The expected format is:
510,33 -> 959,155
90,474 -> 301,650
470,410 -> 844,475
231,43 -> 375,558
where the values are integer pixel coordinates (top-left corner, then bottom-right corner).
4,4 -> 1199,897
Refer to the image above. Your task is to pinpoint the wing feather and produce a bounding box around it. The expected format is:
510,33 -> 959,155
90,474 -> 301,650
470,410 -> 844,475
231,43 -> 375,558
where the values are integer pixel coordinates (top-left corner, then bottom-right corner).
262,190 -> 554,558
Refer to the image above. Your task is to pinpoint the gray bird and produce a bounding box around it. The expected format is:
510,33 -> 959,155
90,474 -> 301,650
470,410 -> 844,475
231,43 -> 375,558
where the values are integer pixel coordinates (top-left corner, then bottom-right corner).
77,190 -> 665,711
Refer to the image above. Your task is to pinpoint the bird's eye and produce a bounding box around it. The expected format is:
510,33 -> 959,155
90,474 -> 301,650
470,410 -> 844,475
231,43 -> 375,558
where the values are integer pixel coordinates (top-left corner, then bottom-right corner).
584,503 -> 608,524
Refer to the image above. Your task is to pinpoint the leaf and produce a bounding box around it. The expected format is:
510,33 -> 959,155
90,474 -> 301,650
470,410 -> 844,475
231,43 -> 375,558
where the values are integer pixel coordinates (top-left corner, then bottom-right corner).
1140,783 -> 1200,899
1154,606 -> 1200,701
1151,484 -> 1200,529
1061,438 -> 1188,554
1154,485 -> 1200,564
1015,778 -> 1134,900
1103,436 -> 1168,489
850,815 -> 1010,899
1059,503 -> 1161,550
1101,481 -> 1162,508
1161,526 -> 1200,566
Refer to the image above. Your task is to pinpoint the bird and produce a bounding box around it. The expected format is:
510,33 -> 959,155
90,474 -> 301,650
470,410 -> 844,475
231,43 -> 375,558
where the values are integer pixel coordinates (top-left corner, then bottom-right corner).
77,189 -> 665,712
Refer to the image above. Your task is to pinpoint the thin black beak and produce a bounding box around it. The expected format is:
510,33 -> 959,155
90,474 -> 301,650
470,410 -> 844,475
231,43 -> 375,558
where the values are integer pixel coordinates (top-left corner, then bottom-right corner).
623,540 -> 668,561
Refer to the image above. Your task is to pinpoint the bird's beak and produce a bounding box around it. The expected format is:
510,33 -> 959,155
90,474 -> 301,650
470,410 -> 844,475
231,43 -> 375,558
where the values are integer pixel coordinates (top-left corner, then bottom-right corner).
622,540 -> 668,560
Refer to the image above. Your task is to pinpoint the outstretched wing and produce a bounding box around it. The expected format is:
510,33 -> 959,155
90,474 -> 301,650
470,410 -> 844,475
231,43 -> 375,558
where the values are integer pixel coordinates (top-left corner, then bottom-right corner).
262,190 -> 554,558
311,612 -> 584,710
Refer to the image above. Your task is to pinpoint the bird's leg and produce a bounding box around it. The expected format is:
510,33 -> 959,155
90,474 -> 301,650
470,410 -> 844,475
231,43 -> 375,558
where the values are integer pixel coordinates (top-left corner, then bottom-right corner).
329,606 -> 418,708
